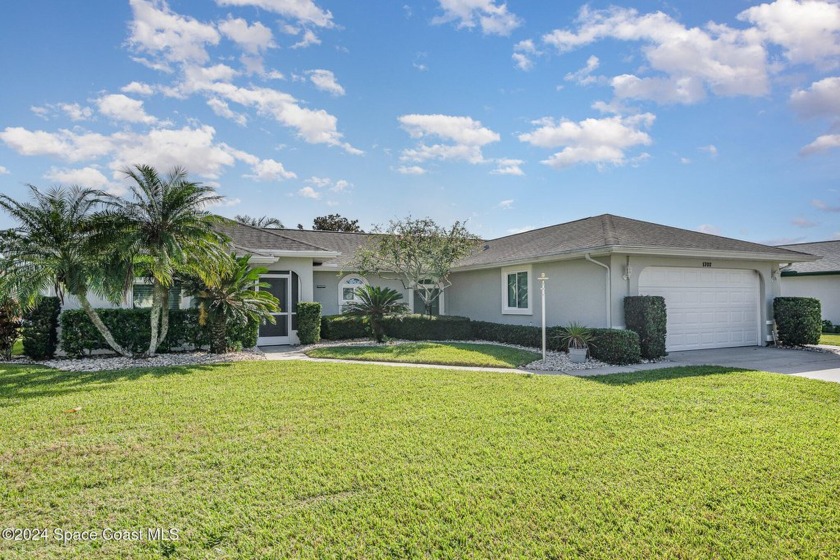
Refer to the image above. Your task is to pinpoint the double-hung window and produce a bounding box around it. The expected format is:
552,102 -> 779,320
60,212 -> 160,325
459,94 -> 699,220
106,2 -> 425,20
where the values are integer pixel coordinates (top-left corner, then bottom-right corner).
501,266 -> 531,314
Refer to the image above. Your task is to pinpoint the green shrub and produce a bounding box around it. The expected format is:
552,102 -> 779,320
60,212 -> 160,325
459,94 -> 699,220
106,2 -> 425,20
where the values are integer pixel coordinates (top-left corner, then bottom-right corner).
774,297 -> 821,346
471,321 -> 548,348
296,302 -> 322,345
320,315 -> 367,340
226,317 -> 259,350
0,298 -> 22,361
380,315 -> 472,341
60,308 -> 213,357
624,296 -> 667,359
589,328 -> 641,365
22,296 -> 61,360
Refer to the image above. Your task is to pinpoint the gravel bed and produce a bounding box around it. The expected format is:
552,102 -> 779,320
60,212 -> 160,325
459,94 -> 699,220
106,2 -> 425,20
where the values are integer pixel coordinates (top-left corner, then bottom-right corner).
7,348 -> 266,372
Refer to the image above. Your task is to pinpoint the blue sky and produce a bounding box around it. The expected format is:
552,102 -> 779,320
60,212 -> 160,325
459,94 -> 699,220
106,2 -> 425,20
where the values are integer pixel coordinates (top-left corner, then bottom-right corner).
0,0 -> 838,243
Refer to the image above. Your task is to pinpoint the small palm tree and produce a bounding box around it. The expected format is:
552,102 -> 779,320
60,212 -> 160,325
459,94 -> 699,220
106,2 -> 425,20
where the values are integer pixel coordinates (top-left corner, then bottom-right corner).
97,165 -> 229,356
234,215 -> 284,228
0,186 -> 131,356
184,254 -> 280,353
342,285 -> 408,343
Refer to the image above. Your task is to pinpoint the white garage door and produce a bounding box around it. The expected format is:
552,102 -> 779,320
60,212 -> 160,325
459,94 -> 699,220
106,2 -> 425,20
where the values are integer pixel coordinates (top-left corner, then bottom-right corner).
638,267 -> 760,352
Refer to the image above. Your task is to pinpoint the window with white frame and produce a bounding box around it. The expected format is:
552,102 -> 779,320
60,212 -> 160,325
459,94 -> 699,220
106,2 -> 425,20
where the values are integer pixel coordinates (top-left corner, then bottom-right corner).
501,266 -> 531,314
338,275 -> 366,310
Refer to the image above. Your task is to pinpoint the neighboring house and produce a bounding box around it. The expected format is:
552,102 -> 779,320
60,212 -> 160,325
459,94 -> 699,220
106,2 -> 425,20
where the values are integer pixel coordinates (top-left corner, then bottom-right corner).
777,240 -> 840,324
54,214 -> 819,351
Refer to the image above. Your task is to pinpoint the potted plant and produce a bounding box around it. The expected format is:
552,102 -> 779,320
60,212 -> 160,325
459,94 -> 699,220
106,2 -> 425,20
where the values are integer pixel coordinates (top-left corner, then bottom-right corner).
559,322 -> 594,363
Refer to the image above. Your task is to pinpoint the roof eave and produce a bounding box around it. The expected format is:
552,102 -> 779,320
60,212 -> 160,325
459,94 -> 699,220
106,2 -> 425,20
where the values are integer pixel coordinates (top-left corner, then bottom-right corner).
233,245 -> 340,259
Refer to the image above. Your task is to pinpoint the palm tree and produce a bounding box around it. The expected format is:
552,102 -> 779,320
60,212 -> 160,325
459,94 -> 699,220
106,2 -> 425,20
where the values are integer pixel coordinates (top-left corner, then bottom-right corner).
98,165 -> 229,356
0,186 -> 131,356
184,254 -> 280,353
234,215 -> 284,228
342,285 -> 408,343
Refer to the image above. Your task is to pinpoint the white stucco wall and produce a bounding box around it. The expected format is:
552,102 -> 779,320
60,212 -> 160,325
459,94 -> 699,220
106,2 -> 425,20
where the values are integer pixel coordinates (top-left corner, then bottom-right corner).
782,275 -> 840,323
312,270 -> 411,316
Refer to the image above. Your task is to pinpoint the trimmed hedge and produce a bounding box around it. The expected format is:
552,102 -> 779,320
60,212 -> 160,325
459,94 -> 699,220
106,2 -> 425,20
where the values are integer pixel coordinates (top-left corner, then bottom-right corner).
380,315 -> 472,341
471,321 -> 548,349
589,328 -> 641,365
296,302 -> 322,345
774,297 -> 821,346
0,298 -> 22,361
320,315 -> 367,340
22,296 -> 61,360
227,317 -> 259,350
624,296 -> 667,359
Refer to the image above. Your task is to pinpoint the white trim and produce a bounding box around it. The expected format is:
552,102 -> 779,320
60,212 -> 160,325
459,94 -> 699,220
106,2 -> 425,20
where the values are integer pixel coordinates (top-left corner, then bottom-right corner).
338,274 -> 367,311
501,265 -> 532,315
258,273 -> 293,346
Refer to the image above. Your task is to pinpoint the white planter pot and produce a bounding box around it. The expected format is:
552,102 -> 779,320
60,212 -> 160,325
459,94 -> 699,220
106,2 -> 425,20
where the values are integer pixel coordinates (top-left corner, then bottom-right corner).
568,347 -> 588,363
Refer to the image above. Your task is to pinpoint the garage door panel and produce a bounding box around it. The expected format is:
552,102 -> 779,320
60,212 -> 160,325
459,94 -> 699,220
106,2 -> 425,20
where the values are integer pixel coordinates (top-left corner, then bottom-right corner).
638,267 -> 760,351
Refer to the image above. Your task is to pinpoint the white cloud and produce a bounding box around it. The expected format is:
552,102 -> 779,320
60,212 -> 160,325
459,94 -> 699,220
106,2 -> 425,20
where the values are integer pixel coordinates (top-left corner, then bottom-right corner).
434,0 -> 522,36
219,17 -> 275,53
0,166 -> 9,175
738,0 -> 840,69
491,158 -> 524,175
699,144 -> 719,157
128,0 -> 220,65
59,103 -> 94,121
121,81 -> 155,96
305,176 -> 332,188
399,114 -> 500,164
244,158 -> 296,181
790,76 -> 840,118
697,224 -> 721,235
207,98 -> 247,126
42,166 -> 123,194
542,6 -> 768,104
519,113 -> 655,169
331,179 -> 350,192
298,186 -> 321,199
396,165 -> 427,175
291,28 -> 321,49
512,39 -> 539,70
31,106 -> 50,119
216,0 -> 334,28
497,199 -> 514,209
0,127 -> 114,162
209,196 -> 242,208
811,198 -> 840,212
307,69 -> 345,96
800,134 -> 840,155
565,55 -> 600,85
97,94 -> 158,124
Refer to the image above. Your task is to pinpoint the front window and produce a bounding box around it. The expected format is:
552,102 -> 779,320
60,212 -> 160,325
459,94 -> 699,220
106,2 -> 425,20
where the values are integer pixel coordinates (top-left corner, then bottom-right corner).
339,275 -> 366,311
132,283 -> 182,310
501,266 -> 531,314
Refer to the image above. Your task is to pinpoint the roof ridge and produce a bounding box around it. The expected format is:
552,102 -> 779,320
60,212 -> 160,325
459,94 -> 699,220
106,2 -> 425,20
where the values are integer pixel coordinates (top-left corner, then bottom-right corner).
778,240 -> 840,247
601,214 -> 619,245
231,220 -> 334,252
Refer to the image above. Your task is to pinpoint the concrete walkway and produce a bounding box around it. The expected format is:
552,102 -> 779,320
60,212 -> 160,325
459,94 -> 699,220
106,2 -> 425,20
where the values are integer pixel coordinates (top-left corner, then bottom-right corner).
258,344 -> 840,383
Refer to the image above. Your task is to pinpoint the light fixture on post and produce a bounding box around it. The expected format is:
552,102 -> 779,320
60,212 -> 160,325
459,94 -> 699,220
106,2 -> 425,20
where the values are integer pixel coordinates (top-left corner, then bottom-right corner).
538,273 -> 549,361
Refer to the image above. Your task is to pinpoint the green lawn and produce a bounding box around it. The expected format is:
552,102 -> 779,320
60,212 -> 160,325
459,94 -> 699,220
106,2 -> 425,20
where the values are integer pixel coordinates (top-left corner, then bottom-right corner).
1,361 -> 838,559
821,333 -> 840,346
305,341 -> 541,368
11,339 -> 23,356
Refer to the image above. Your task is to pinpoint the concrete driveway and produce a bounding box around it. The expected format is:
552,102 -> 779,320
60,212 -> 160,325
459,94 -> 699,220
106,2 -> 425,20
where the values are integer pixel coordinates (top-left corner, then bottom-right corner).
667,346 -> 840,383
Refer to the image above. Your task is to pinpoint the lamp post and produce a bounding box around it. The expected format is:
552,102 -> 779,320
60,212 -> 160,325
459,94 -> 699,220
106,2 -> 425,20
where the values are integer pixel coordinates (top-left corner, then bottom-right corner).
538,273 -> 549,360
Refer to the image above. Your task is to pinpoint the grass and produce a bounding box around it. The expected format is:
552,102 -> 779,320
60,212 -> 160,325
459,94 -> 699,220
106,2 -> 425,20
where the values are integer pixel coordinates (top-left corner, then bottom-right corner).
1,361 -> 839,559
305,341 -> 541,368
11,339 -> 23,357
821,333 -> 840,346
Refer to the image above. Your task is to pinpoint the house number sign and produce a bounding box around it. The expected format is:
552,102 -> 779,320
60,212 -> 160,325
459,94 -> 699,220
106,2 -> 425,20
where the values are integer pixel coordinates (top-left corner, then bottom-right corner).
702,262 -> 712,267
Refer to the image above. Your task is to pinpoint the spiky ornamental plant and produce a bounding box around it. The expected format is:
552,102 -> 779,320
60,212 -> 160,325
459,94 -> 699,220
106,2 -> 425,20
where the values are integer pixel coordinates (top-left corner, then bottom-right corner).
94,165 -> 229,357
0,185 -> 131,356
342,285 -> 409,343
184,254 -> 280,353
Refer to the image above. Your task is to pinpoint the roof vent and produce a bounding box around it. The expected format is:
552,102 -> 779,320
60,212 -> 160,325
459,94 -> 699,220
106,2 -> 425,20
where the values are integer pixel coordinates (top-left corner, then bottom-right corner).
483,244 -> 490,251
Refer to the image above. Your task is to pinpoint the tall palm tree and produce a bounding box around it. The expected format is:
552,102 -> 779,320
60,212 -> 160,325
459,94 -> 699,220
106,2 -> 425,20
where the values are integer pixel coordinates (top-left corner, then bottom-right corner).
98,165 -> 229,356
0,186 -> 131,356
234,215 -> 284,228
342,285 -> 408,343
184,254 -> 280,353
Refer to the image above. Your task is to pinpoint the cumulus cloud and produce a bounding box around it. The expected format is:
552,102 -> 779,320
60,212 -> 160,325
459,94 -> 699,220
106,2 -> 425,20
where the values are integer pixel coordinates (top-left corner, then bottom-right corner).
497,199 -> 514,209
307,69 -> 345,96
218,17 -> 275,53
0,127 -> 114,162
699,144 -> 719,157
791,77 -> 840,118
207,98 -> 247,126
512,39 -> 538,70
399,114 -> 499,164
128,0 -> 220,65
59,103 -> 94,121
800,134 -> 840,155
542,5 -> 768,104
97,94 -> 158,124
244,158 -> 296,181
216,0 -> 334,28
738,0 -> 840,69
396,165 -> 427,175
298,186 -> 320,199
43,166 -> 123,194
518,113 -> 655,169
0,166 -> 9,175
121,81 -> 155,96
565,55 -> 601,85
491,158 -> 524,175
811,198 -> 840,212
433,0 -> 521,36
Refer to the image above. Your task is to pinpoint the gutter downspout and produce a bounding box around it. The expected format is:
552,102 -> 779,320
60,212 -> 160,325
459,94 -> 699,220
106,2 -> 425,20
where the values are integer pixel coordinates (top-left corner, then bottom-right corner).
585,253 -> 611,328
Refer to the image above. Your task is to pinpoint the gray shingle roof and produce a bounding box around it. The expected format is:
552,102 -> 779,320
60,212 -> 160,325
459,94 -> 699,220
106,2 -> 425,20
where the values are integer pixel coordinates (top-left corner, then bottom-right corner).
456,214 -> 814,268
777,240 -> 840,274
217,222 -> 334,254
265,229 -> 375,268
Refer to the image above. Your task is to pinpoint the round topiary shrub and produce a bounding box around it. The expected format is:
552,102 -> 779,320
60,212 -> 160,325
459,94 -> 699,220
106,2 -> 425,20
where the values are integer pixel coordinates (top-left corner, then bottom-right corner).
774,297 -> 821,346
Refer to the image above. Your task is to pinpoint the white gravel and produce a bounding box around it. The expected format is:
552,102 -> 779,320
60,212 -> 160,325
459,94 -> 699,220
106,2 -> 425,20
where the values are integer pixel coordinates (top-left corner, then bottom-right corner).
8,348 -> 266,372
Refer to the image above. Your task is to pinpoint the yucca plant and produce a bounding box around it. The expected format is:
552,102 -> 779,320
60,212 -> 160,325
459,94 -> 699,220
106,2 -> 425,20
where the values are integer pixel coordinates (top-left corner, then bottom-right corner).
558,322 -> 595,350
342,285 -> 408,343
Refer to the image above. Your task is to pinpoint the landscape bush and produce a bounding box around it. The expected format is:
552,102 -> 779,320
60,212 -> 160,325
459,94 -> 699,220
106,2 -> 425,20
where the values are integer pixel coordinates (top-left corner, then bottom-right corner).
589,328 -> 641,365
380,314 -> 472,341
0,298 -> 22,360
320,314 -> 367,340
22,296 -> 61,360
774,297 -> 821,346
296,302 -> 322,345
624,296 -> 667,359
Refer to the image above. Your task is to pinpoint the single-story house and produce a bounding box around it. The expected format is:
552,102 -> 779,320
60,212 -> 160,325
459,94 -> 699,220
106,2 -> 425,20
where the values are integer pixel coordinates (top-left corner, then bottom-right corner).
777,240 -> 840,324
58,214 -> 818,352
